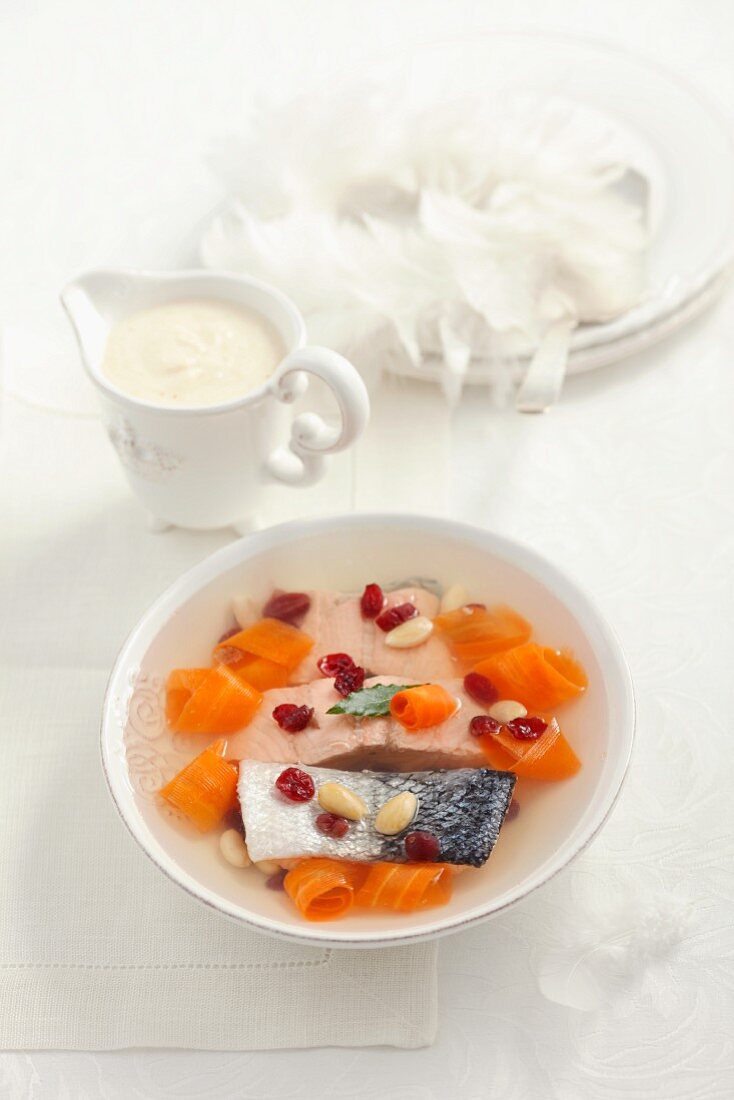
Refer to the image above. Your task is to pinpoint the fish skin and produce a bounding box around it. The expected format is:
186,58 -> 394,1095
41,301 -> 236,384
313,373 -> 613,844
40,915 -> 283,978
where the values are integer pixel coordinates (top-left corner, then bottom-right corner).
239,761 -> 515,868
384,576 -> 443,598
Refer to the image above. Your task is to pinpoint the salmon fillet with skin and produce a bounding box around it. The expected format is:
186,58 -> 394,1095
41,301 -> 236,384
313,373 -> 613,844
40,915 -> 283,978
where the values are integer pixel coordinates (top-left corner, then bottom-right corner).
226,675 -> 488,771
292,587 -> 458,684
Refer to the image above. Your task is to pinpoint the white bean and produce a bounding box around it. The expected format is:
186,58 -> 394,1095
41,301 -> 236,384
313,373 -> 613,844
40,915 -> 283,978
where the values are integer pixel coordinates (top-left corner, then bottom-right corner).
488,699 -> 527,724
254,859 -> 281,876
219,828 -> 250,868
384,615 -> 434,649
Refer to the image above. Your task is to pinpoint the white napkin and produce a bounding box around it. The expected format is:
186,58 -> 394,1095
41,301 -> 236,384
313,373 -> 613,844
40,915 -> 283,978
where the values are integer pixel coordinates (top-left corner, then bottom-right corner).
0,351 -> 445,1050
0,667 -> 436,1050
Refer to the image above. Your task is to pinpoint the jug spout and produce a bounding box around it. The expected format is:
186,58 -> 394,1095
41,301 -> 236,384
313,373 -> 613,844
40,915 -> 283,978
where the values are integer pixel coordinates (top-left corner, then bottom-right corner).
60,269 -> 138,375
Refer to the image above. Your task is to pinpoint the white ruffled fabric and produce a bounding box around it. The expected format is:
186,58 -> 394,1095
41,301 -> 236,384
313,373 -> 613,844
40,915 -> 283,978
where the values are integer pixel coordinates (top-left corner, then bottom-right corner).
201,90 -> 648,393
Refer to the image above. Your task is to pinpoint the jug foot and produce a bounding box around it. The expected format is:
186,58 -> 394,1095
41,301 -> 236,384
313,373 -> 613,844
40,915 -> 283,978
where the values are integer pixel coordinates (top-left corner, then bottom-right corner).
146,512 -> 173,534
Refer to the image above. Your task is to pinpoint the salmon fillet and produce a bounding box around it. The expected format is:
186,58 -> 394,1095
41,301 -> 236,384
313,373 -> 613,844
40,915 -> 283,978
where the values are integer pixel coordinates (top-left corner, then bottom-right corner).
226,675 -> 487,771
292,587 -> 458,684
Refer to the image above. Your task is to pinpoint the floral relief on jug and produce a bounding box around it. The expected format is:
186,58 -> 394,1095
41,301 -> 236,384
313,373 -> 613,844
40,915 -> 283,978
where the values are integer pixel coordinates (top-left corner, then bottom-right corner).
108,417 -> 183,482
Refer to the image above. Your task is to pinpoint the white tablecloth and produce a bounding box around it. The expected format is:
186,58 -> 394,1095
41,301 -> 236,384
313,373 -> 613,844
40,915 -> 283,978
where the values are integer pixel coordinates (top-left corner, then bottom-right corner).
2,0 -> 734,1096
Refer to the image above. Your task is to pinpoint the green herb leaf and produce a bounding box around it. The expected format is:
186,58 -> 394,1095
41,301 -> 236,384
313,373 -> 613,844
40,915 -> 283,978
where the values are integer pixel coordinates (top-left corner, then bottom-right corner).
326,683 -> 420,718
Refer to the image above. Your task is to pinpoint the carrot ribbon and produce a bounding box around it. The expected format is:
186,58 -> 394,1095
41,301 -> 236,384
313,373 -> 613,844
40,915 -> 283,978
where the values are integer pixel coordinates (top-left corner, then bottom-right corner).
283,859 -> 367,922
284,859 -> 454,921
434,605 -> 531,664
159,739 -> 239,831
166,665 -> 263,734
213,617 -> 314,674
478,717 -> 581,781
389,684 -> 459,730
355,862 -> 454,912
473,644 -> 587,711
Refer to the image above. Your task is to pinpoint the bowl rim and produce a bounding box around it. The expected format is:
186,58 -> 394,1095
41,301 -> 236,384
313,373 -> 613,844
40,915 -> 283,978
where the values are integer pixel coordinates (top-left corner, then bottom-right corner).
101,513 -> 635,948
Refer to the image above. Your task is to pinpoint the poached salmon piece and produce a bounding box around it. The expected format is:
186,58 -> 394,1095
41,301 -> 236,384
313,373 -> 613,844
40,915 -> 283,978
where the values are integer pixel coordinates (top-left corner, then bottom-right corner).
226,676 -> 488,771
292,587 -> 458,684
239,760 -> 515,867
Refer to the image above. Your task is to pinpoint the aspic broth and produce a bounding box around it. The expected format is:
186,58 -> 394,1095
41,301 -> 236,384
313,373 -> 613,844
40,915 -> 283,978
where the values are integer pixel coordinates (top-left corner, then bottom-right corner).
123,526 -> 602,930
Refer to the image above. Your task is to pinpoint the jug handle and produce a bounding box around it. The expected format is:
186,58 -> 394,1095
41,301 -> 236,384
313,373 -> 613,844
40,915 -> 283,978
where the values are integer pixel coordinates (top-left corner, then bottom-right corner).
265,347 -> 370,487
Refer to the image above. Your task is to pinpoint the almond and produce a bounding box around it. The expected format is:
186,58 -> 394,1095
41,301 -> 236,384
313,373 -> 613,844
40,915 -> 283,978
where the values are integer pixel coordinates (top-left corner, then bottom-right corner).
317,781 -> 368,821
384,615 -> 434,649
374,791 -> 418,835
440,584 -> 471,613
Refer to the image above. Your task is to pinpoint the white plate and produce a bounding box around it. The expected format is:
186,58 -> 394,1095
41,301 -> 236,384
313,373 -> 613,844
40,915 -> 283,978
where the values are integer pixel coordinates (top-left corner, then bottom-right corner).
400,266 -> 732,384
101,514 -> 635,948
373,32 -> 734,379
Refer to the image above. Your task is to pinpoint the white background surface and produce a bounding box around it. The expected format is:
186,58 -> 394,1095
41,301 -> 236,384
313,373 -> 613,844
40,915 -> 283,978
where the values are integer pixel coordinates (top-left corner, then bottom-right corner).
2,1 -> 734,1097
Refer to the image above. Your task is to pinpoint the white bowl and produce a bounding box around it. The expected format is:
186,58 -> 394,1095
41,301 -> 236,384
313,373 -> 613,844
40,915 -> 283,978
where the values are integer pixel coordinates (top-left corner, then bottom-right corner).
101,514 -> 635,948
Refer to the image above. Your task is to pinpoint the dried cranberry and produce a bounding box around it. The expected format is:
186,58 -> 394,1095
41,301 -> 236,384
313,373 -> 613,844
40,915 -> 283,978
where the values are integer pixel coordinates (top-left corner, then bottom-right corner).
505,800 -> 520,822
360,582 -> 385,619
275,767 -> 315,802
315,812 -> 349,838
375,603 -> 418,632
272,703 -> 314,733
317,652 -> 356,677
404,830 -> 440,861
262,591 -> 311,625
469,714 -> 501,737
463,672 -> 499,706
506,716 -> 548,740
217,625 -> 240,644
265,870 -> 286,891
334,665 -> 366,697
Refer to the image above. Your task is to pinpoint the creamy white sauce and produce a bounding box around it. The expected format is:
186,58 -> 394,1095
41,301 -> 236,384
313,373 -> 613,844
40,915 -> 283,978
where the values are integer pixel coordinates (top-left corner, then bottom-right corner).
101,299 -> 285,407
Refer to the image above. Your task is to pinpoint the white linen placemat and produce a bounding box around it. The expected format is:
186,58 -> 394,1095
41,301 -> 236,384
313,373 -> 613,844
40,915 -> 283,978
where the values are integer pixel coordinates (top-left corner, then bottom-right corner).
0,366 -> 444,1050
0,668 -> 436,1050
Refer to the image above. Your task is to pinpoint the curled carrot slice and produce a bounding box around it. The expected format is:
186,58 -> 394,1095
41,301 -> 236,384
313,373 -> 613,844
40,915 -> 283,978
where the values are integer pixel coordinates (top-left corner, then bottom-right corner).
168,665 -> 263,734
166,669 -> 209,726
159,740 -> 238,831
473,644 -> 587,711
478,718 -> 581,781
234,657 -> 290,693
355,863 -> 454,912
214,618 -> 314,673
283,859 -> 454,921
478,738 -> 517,772
434,605 -> 531,664
212,648 -> 291,691
390,684 -> 459,731
283,859 -> 367,922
